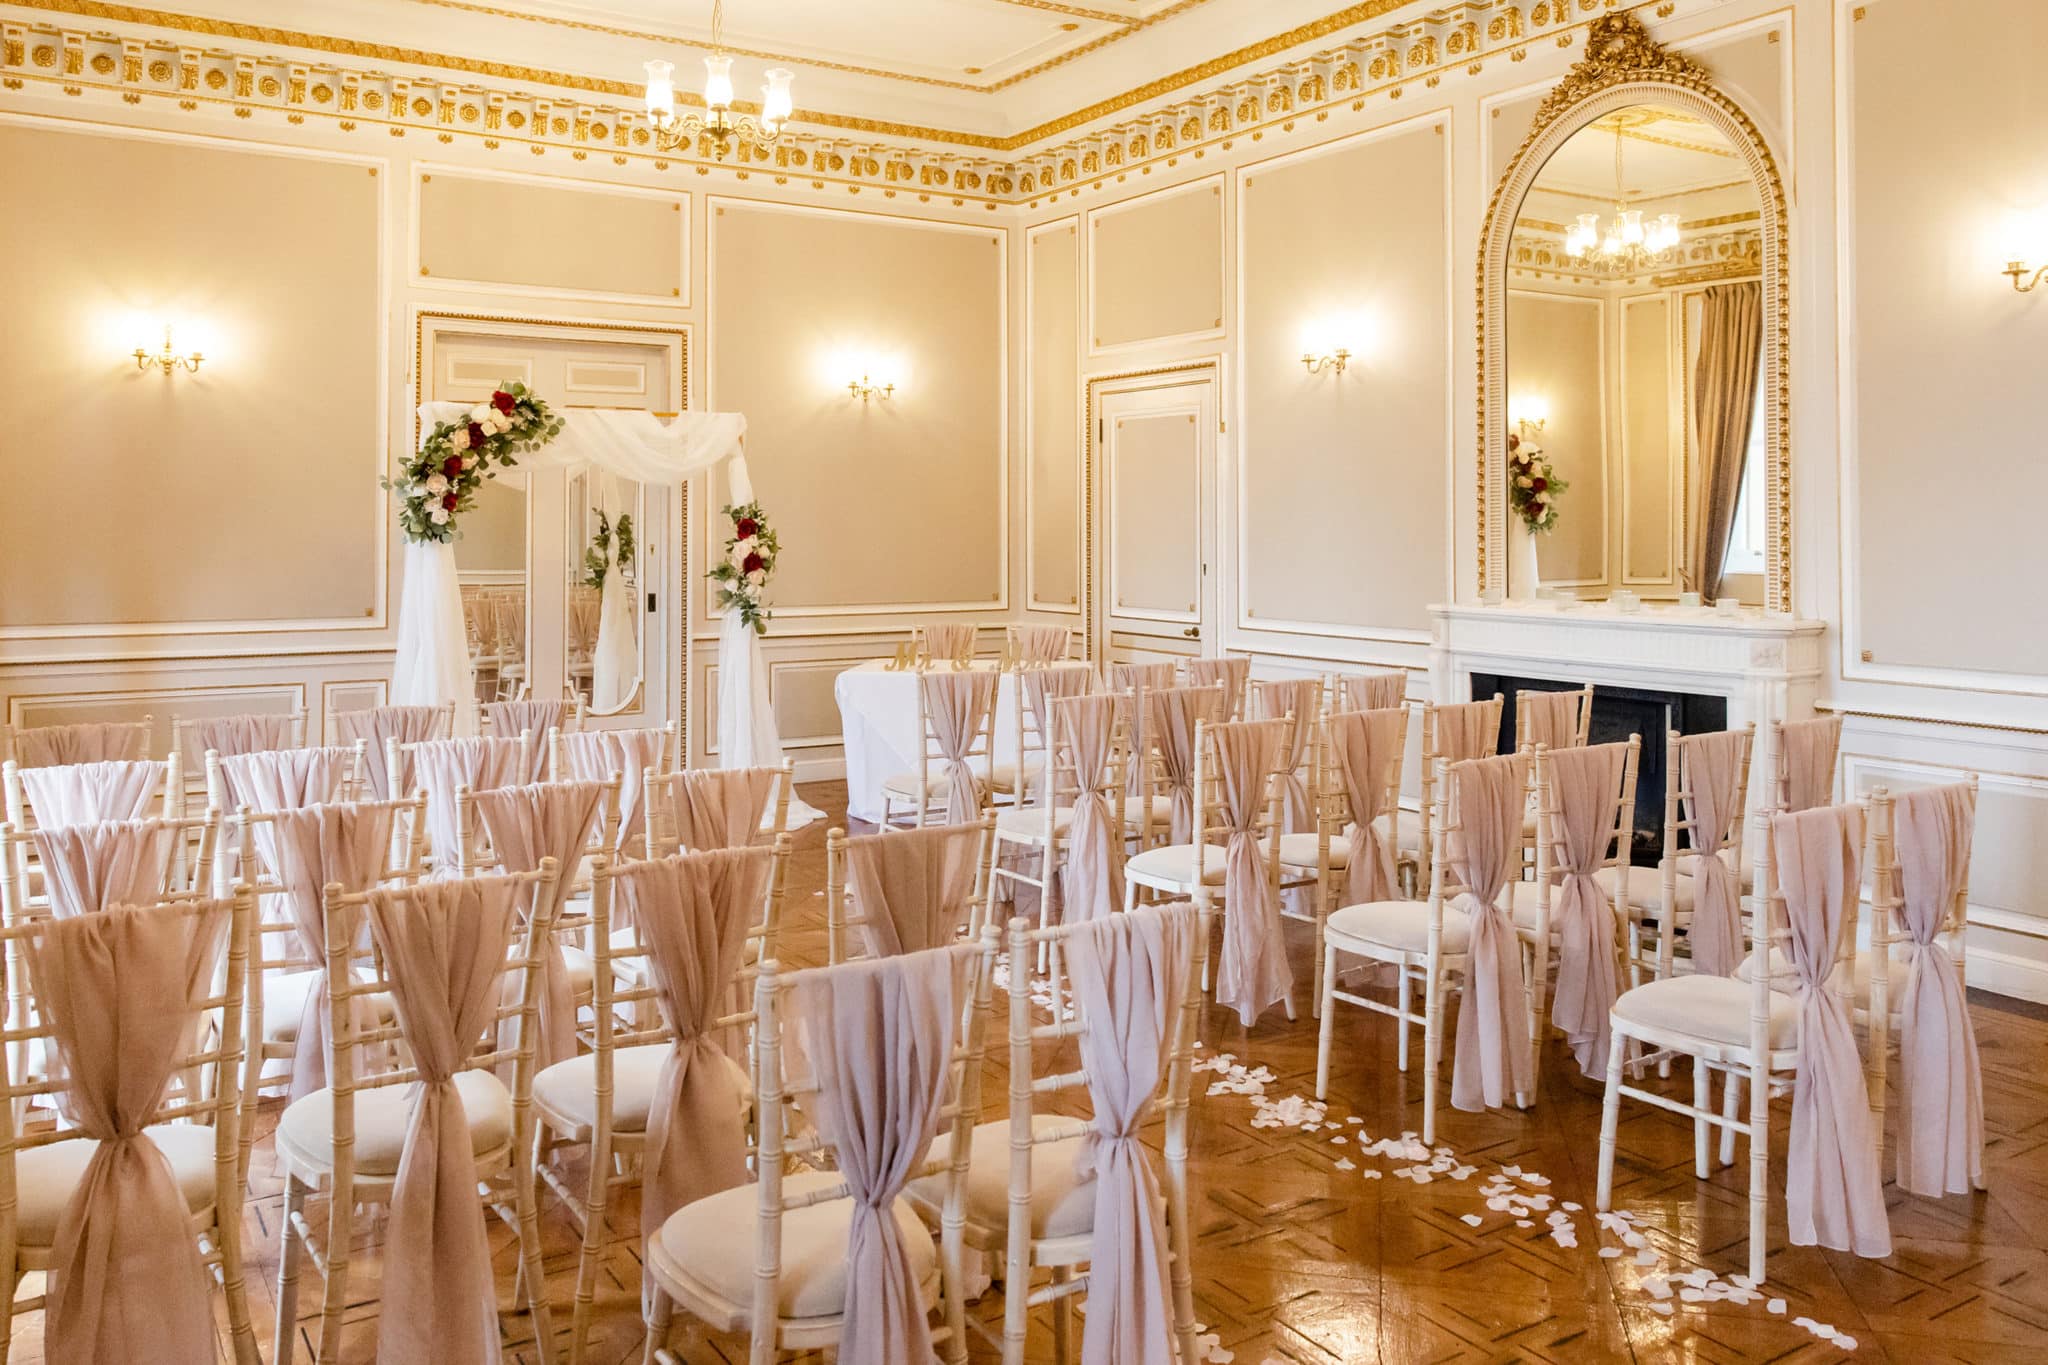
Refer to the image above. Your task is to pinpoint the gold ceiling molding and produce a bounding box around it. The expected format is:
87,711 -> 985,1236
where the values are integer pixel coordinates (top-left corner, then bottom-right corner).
1509,221 -> 1762,282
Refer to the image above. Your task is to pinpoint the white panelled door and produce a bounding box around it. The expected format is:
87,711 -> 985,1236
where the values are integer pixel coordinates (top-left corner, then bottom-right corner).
1095,373 -> 1219,668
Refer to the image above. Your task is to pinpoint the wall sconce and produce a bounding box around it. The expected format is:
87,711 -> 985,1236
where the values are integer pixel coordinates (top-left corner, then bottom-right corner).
1300,347 -> 1350,376
2003,257 -> 2048,293
1510,395 -> 1549,439
134,324 -> 203,376
848,372 -> 894,402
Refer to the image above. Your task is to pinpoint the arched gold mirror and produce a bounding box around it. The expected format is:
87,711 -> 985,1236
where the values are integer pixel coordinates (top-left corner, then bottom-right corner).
1478,14 -> 1789,612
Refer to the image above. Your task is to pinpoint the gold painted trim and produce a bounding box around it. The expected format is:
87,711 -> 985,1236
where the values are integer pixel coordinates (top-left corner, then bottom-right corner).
1476,10 -> 1792,612
1822,706 -> 2048,739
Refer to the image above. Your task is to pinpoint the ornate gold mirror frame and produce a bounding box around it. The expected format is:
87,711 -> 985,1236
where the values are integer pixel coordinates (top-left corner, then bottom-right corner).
1476,13 -> 1790,611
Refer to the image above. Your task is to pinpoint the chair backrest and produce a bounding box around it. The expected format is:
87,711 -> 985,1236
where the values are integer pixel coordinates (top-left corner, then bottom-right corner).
0,717 -> 153,768
1662,725 -> 1756,864
3,812 -> 220,919
1413,694 -> 1505,886
1109,660 -> 1178,694
916,623 -> 978,668
1515,686 -> 1594,752
1331,670 -> 1407,712
482,697 -> 583,780
330,703 -> 455,797
644,761 -> 793,859
1313,704 -> 1409,902
751,931 -> 1001,1358
909,669 -> 1000,827
4,755 -> 177,836
397,733 -> 532,869
1142,684 -> 1228,835
1006,623 -> 1072,665
828,817 -> 993,963
1771,714 -> 1844,814
1006,663 -> 1096,806
206,741 -> 367,814
173,711 -> 307,771
1183,656 -> 1250,720
1528,738 -> 1641,930
1188,717 -> 1290,906
549,721 -> 680,855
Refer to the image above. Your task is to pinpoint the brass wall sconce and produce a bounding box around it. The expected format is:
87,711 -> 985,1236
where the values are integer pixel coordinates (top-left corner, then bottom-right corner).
135,324 -> 203,376
1510,395 -> 1549,441
848,373 -> 894,402
2003,258 -> 2048,293
1300,348 -> 1350,376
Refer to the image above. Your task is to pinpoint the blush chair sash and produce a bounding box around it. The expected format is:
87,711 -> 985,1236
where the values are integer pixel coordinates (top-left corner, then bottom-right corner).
30,899 -> 232,1365
196,713 -> 299,760
1775,803 -> 1891,1258
1329,708 -> 1405,905
13,721 -> 149,768
922,624 -> 976,664
920,670 -> 997,827
1147,687 -> 1223,845
1781,715 -> 1844,814
336,705 -> 447,800
31,819 -> 174,918
414,737 -> 527,868
471,782 -> 605,1073
1543,744 -> 1629,1078
1680,730 -> 1747,976
1337,672 -> 1406,712
1891,783 -> 1982,1197
1183,657 -> 1249,719
666,767 -> 778,853
19,761 -> 164,830
259,802 -> 396,1101
363,875 -> 523,1365
483,701 -> 568,783
614,847 -> 773,1236
558,727 -> 668,851
1250,678 -> 1321,835
1063,902 -> 1197,1365
1449,753 -> 1534,1112
219,746 -> 355,812
1055,693 -> 1124,924
1212,719 -> 1292,1027
1011,624 -> 1071,664
790,944 -> 975,1365
1519,691 -> 1583,751
847,824 -> 979,956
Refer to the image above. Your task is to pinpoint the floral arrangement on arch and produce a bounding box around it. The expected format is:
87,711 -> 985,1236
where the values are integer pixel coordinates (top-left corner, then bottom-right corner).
385,382 -> 564,544
709,502 -> 778,635
1508,431 -> 1569,533
582,510 -> 636,591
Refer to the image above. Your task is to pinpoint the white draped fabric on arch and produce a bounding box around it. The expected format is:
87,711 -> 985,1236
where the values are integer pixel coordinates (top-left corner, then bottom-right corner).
394,403 -> 822,829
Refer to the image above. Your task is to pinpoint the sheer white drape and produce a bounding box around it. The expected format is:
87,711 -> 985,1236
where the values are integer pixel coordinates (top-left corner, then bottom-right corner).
395,406 -> 819,825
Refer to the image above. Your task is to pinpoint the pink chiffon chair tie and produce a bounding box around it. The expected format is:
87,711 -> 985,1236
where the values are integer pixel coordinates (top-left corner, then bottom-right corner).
1543,744 -> 1629,1078
791,944 -> 976,1365
336,705 -> 447,800
471,782 -> 605,1073
1212,719 -> 1293,1027
1891,783 -> 1982,1197
413,737 -> 527,868
613,846 -> 774,1238
1020,666 -> 1095,805
1012,624 -> 1070,664
1330,709 -> 1404,905
362,875 -> 523,1365
28,899 -> 233,1365
920,670 -> 997,827
1519,691 -> 1581,751
1057,693 -> 1125,923
1147,687 -> 1221,845
1339,672 -> 1406,712
1434,701 -> 1499,766
1449,753 -> 1534,1113
196,713 -> 298,760
13,721 -> 149,768
18,760 -> 164,829
558,728 -> 667,851
667,767 -> 778,853
922,624 -> 976,664
848,824 -> 979,956
1183,657 -> 1249,718
1063,902 -> 1198,1365
218,746 -> 356,812
31,819 -> 175,918
482,701 -> 568,783
257,802 -> 396,1101
1781,715 -> 1843,814
1680,731 -> 1746,976
1775,803 -> 1891,1258
1250,679 -> 1320,835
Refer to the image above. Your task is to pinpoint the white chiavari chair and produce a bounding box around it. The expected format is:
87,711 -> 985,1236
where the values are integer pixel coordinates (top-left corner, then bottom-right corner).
548,721 -> 681,859
328,702 -> 455,797
173,710 -> 308,771
0,717 -> 153,769
204,742 -> 367,814
829,818 -> 993,965
988,662 -> 1095,813
880,669 -> 1000,831
914,623 -> 979,668
1005,622 -> 1073,665
1182,656 -> 1250,720
1387,695 -> 1504,895
643,759 -> 793,860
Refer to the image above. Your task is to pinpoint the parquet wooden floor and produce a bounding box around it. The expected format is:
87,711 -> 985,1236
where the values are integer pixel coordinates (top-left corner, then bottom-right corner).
11,780 -> 2045,1363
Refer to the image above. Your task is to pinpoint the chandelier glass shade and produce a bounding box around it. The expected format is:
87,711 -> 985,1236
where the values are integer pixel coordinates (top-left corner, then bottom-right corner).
1565,125 -> 1682,270
642,1 -> 794,160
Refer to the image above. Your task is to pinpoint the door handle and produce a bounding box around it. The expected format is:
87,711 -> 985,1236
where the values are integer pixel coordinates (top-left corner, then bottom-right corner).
1182,626 -> 1200,639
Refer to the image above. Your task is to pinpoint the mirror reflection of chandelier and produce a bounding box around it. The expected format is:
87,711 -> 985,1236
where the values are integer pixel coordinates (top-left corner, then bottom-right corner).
1566,123 -> 1681,269
643,0 -> 794,160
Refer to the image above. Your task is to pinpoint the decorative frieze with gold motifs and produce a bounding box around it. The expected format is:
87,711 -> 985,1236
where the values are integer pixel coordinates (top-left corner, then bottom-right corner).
0,0 -> 1642,205
1509,222 -> 1763,284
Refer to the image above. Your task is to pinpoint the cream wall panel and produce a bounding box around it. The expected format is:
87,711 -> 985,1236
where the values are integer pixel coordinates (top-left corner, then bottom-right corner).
1238,122 -> 1450,636
417,169 -> 686,303
1089,179 -> 1225,351
1846,0 -> 2048,680
1621,295 -> 1675,583
1028,220 -> 1082,612
456,476 -> 528,575
1110,413 -> 1200,618
1505,290 -> 1606,586
708,200 -> 1005,613
0,120 -> 382,632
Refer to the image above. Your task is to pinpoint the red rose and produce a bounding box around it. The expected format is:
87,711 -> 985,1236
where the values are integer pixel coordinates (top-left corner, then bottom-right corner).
442,493 -> 459,510
467,422 -> 487,448
1530,477 -> 1548,494
742,551 -> 764,574
735,516 -> 759,539
1527,500 -> 1545,519
491,390 -> 516,415
443,455 -> 463,478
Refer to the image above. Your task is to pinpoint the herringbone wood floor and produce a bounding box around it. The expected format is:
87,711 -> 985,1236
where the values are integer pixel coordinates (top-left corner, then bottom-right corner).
12,780 -> 2045,1363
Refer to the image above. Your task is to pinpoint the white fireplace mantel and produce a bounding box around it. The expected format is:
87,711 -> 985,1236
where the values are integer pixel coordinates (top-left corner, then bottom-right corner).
1429,601 -> 1829,734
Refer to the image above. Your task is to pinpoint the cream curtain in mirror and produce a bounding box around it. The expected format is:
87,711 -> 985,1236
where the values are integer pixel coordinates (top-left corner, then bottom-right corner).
1687,282 -> 1763,603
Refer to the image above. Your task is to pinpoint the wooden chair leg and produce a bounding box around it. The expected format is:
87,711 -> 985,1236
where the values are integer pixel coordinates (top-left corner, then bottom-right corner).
641,1284 -> 673,1365
569,1126 -> 614,1363
1719,1068 -> 1741,1169
316,1180 -> 355,1364
273,1175 -> 306,1365
1694,1058 -> 1713,1179
1747,1057 -> 1770,1285
1314,943 -> 1339,1099
1597,1031 -> 1626,1211
1049,1265 -> 1073,1365
1396,961 -> 1412,1072
1421,953 -> 1444,1146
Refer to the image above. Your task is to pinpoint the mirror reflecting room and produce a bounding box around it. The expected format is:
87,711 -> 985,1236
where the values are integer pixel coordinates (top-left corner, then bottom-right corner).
454,471 -> 527,703
566,468 -> 643,714
1505,105 -> 1766,606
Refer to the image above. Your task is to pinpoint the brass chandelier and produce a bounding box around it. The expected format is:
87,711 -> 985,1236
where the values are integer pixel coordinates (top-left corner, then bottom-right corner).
643,0 -> 795,161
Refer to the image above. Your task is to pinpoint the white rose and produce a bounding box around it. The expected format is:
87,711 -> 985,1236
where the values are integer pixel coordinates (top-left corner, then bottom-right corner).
429,505 -> 450,525
469,403 -> 494,424
747,568 -> 766,586
492,409 -> 515,434
425,473 -> 449,495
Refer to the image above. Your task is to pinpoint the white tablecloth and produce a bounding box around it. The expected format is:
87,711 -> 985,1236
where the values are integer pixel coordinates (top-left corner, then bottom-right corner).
835,661 -> 1022,825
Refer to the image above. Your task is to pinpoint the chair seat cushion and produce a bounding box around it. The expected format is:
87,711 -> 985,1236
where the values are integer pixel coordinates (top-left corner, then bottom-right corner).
995,805 -> 1074,840
654,1170 -> 936,1321
881,770 -> 959,800
1504,876 -> 1631,933
275,1070 -> 514,1178
1277,831 -> 1349,870
534,1043 -> 749,1136
1121,794 -> 1177,829
904,1116 -> 1096,1242
1610,974 -> 1799,1050
17,1124 -> 220,1248
1734,947 -> 1909,1000
1125,843 -> 1226,888
1325,899 -> 1470,955
1592,864 -> 1698,916
1387,808 -> 1424,855
262,968 -> 392,1044
979,758 -> 1046,794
